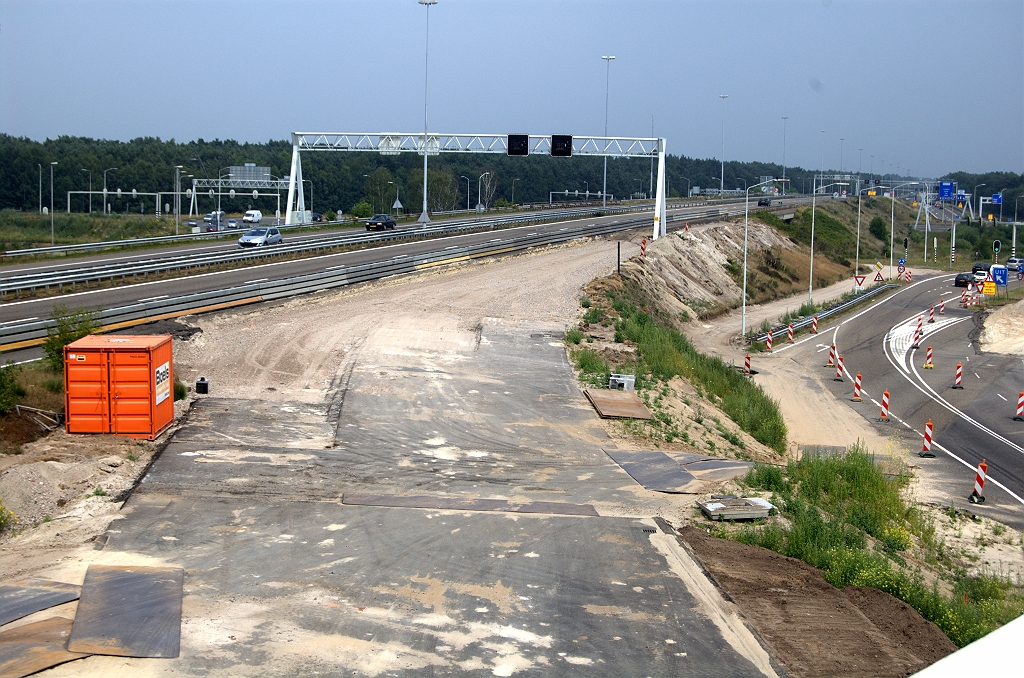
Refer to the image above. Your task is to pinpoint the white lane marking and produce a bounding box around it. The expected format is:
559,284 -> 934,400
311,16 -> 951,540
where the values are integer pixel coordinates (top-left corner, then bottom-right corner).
998,394 -> 1008,401
1,317 -> 37,325
138,295 -> 168,302
975,373 -> 981,379
891,325 -> 1024,505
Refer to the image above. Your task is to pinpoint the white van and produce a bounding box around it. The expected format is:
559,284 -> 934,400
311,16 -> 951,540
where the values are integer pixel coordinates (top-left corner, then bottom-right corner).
243,210 -> 263,224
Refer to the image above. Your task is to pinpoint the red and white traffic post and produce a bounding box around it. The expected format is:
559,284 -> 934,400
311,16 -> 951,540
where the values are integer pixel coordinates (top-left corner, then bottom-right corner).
920,418 -> 935,457
641,238 -> 647,257
1014,390 -> 1024,422
880,389 -> 890,421
766,330 -> 773,352
939,298 -> 945,315
744,353 -> 751,375
826,343 -> 836,367
811,315 -> 818,334
834,354 -> 844,382
952,363 -> 964,389
968,459 -> 988,504
787,323 -> 794,343
923,346 -> 934,369
928,306 -> 935,323
852,372 -> 863,402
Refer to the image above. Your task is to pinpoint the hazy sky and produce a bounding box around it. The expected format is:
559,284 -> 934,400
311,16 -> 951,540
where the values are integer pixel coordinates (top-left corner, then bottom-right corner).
2,0 -> 1022,177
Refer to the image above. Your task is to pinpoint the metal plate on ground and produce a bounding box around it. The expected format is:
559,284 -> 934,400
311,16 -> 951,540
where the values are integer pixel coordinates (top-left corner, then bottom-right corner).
0,617 -> 89,678
603,449 -> 703,493
342,493 -> 599,516
682,459 -> 754,483
0,579 -> 81,627
67,566 -> 183,658
698,497 -> 775,521
583,389 -> 652,419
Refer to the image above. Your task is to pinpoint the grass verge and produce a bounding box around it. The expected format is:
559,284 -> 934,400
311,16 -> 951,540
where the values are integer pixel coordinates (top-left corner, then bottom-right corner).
726,446 -> 1024,647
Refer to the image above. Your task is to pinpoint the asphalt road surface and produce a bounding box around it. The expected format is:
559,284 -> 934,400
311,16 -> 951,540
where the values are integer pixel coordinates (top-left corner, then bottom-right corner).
770,274 -> 1024,530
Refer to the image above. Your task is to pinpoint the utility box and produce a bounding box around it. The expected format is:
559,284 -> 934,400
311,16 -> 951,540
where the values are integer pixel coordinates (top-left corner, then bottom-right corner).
65,335 -> 175,440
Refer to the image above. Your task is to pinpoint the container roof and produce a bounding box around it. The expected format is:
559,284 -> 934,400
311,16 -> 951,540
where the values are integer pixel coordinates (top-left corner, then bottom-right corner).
67,335 -> 171,349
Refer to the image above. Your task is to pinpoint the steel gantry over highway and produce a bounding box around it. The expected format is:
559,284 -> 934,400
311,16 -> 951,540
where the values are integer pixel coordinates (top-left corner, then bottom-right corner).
284,132 -> 669,239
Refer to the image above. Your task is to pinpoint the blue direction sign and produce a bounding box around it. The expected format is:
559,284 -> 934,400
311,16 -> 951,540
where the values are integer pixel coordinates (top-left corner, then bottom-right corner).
992,265 -> 1008,286
992,193 -> 1002,205
939,182 -> 954,199
898,257 -> 906,266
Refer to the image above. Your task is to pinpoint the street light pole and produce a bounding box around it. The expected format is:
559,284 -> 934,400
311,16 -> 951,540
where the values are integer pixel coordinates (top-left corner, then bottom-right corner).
719,94 -> 728,195
477,172 -> 489,211
460,175 -> 470,211
174,165 -> 183,234
512,178 -> 518,204
973,183 -> 986,224
81,169 -> 92,214
103,167 -> 117,215
781,116 -> 788,196
601,55 -> 615,209
49,161 -> 57,245
418,0 -> 437,223
38,164 -> 43,214
839,138 -> 844,173
743,178 -> 782,335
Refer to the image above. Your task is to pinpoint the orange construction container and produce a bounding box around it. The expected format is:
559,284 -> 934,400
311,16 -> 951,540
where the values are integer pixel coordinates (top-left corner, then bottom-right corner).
64,335 -> 175,440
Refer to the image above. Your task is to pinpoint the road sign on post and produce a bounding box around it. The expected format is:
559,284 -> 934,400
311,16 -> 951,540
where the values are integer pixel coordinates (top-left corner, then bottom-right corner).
939,182 -> 954,199
992,265 -> 1008,286
992,194 -> 1002,205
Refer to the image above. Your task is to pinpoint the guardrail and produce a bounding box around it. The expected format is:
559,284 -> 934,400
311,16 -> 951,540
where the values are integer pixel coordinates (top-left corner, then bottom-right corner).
750,283 -> 897,343
0,200 -> 804,351
1,198 -> 776,299
0,216 -> 663,351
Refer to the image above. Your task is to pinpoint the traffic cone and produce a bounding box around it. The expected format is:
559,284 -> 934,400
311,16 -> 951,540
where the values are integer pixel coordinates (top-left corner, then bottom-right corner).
968,459 -> 988,504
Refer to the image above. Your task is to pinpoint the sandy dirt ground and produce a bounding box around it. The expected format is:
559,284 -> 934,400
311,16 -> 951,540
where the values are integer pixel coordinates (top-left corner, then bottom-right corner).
978,298 -> 1024,355
679,526 -> 957,677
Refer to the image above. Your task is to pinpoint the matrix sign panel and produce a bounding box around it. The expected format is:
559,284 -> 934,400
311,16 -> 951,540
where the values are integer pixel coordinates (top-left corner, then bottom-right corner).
939,182 -> 954,199
507,134 -> 529,156
550,135 -> 573,157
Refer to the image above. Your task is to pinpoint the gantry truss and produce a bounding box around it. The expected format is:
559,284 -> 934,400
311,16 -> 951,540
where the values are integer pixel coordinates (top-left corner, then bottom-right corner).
285,132 -> 668,239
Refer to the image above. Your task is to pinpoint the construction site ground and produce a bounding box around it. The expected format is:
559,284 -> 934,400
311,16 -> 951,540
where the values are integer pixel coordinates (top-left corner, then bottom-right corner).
0,223 -> 994,676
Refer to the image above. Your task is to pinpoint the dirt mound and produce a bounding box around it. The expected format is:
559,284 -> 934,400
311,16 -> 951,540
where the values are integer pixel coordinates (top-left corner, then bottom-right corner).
677,525 -> 956,677
978,299 -> 1024,355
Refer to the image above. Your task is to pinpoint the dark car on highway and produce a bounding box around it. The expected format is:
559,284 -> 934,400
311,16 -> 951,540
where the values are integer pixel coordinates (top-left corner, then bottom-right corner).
366,214 -> 397,231
757,198 -> 771,207
953,272 -> 973,287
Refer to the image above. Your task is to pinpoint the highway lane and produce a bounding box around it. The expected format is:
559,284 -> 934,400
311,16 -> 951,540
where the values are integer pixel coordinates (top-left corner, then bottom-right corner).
0,199 -> 808,324
772,275 -> 1024,529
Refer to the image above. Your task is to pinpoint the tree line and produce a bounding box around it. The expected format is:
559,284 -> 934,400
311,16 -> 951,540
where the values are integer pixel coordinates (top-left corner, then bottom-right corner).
2,134 -> 1020,219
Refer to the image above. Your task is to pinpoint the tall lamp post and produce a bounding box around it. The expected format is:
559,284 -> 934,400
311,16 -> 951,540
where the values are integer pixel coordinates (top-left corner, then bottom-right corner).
418,0 -> 437,223
809,179 -> 849,303
889,181 -> 919,279
719,94 -> 728,195
973,183 -> 986,224
217,167 -> 233,221
174,165 -> 183,234
460,175 -> 470,211
38,164 -> 43,214
601,55 -> 615,209
476,172 -> 489,212
781,116 -> 788,196
742,178 -> 786,335
49,161 -> 58,245
103,167 -> 117,214
81,169 -> 92,213
512,178 -> 519,204
679,176 -> 690,198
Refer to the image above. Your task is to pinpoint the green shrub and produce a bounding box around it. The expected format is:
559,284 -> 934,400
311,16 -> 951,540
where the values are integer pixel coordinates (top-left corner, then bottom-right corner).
571,348 -> 608,376
745,463 -> 789,494
869,216 -> 888,241
564,328 -> 583,345
42,305 -> 97,373
582,306 -> 604,324
41,376 -> 63,394
580,296 -> 591,308
0,361 -> 25,414
173,379 -> 187,401
350,201 -> 373,218
0,499 -> 15,533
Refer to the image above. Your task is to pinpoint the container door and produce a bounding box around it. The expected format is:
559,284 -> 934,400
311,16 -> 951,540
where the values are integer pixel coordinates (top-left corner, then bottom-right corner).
109,351 -> 153,434
65,349 -> 109,433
